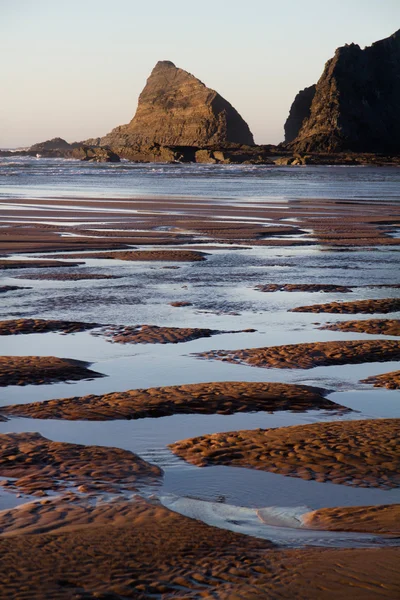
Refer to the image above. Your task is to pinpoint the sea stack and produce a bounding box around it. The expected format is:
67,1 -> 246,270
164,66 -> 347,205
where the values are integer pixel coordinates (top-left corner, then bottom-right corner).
98,61 -> 254,150
287,29 -> 400,153
284,85 -> 316,143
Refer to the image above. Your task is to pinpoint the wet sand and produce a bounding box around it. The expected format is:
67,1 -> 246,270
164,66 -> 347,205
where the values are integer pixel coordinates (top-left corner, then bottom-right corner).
0,318 -> 101,336
321,319 -> 400,336
0,497 -> 398,599
0,356 -> 104,386
1,196 -> 400,255
15,272 -> 121,280
46,249 -> 209,262
0,192 -> 399,597
197,339 -> 400,369
291,298 -> 400,314
362,369 -> 400,389
170,418 -> 400,488
256,283 -> 352,293
97,324 -> 254,344
302,504 -> 400,534
0,432 -> 161,496
1,381 -> 345,421
0,259 -> 84,269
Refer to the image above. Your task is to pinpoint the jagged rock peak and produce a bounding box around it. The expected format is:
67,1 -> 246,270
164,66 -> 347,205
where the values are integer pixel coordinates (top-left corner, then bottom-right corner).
152,60 -> 177,70
288,29 -> 400,153
99,61 -> 254,148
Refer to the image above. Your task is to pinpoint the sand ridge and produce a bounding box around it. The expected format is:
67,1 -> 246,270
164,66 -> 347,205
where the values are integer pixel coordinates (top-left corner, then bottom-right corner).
15,272 -> 121,280
96,324 -> 255,344
1,381 -> 346,421
361,369 -> 400,389
291,298 -> 400,314
170,418 -> 400,489
45,249 -> 209,262
196,339 -> 400,369
256,283 -> 352,293
0,356 -> 104,386
0,318 -> 101,336
301,504 -> 400,535
0,432 -> 161,496
0,497 -> 398,599
321,318 -> 400,336
0,259 -> 84,270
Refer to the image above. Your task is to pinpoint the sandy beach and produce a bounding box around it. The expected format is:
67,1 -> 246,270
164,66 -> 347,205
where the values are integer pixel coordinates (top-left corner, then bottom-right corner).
0,165 -> 399,598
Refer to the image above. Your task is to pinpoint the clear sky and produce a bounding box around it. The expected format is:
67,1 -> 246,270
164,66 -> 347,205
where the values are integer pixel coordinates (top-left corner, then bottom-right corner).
1,0 -> 399,147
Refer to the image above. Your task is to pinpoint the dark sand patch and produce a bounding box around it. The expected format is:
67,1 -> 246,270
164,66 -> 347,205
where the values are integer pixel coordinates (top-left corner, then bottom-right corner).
96,324 -> 254,344
302,504 -> 400,535
0,259 -> 84,270
2,381 -> 345,421
47,250 -> 208,262
15,272 -> 121,281
196,339 -> 400,369
321,319 -> 400,336
361,369 -> 400,390
256,283 -> 352,293
0,432 -> 161,496
170,418 -> 400,489
0,497 -> 398,599
0,319 -> 101,336
291,298 -> 400,314
0,285 -> 31,293
0,356 -> 104,386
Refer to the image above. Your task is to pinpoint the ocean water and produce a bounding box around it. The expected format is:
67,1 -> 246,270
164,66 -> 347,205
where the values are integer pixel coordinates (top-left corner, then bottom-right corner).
0,157 -> 399,547
1,156 -> 400,200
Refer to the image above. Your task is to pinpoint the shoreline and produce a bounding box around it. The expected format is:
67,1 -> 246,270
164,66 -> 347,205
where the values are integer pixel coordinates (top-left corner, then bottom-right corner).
0,164 -> 399,597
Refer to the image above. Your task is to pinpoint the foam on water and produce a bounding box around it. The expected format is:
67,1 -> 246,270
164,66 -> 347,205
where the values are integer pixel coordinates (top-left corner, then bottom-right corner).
160,495 -> 400,548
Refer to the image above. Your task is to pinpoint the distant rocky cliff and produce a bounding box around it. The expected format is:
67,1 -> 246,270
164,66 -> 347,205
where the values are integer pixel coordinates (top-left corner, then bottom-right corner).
284,85 -> 316,143
287,29 -> 400,153
93,60 -> 254,154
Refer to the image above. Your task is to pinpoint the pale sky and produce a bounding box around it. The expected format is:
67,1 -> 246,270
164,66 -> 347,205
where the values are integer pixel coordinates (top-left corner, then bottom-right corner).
1,0 -> 399,148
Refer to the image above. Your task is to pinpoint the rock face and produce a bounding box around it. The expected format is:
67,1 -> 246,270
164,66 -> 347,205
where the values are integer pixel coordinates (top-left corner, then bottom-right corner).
71,146 -> 120,163
284,85 -> 316,142
288,29 -> 400,153
29,137 -> 72,152
97,61 -> 254,153
27,138 -> 119,162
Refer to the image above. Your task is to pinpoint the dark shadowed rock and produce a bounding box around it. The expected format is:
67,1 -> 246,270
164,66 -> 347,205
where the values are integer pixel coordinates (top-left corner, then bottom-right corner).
284,85 -> 316,142
288,29 -> 400,153
96,60 -> 254,154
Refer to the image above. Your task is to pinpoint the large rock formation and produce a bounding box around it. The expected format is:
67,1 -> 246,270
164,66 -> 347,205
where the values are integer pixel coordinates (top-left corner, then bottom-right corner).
284,85 -> 316,143
29,137 -> 72,153
288,29 -> 400,153
70,146 -> 120,163
96,60 -> 254,154
27,138 -> 119,162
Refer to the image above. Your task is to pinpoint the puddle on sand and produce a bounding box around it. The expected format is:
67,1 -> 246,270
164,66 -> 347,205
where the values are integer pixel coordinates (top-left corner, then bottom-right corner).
1,409 -> 399,511
161,495 -> 400,549
0,329 -> 399,406
0,477 -> 36,511
0,216 -> 399,546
